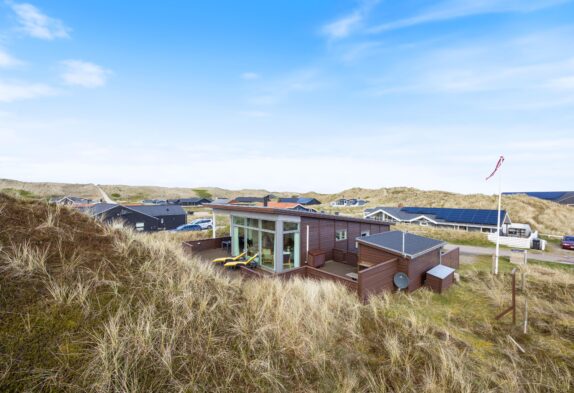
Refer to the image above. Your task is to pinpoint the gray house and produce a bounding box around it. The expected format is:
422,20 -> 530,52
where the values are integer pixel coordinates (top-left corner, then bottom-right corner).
364,206 -> 511,233
78,203 -> 186,231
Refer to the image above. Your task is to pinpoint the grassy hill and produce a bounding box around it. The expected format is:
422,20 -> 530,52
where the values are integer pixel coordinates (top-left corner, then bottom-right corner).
0,193 -> 573,392
2,178 -> 573,234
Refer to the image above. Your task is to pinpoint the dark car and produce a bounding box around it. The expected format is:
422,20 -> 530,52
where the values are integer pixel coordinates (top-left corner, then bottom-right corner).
171,224 -> 201,232
561,236 -> 574,250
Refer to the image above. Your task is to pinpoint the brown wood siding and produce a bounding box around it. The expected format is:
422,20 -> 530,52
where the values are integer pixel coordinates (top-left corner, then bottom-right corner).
407,249 -> 441,292
321,220 -> 336,260
346,252 -> 358,266
358,258 -> 398,302
182,236 -> 231,254
300,217 -> 390,266
300,219 -> 320,265
425,275 -> 442,293
441,248 -> 460,269
442,273 -> 454,292
425,272 -> 454,294
348,222 -> 361,252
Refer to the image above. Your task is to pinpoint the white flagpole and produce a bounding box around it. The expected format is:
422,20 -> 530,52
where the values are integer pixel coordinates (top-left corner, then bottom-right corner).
494,167 -> 502,275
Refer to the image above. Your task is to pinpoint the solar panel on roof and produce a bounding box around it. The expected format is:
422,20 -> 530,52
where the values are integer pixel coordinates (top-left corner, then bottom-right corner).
401,207 -> 504,226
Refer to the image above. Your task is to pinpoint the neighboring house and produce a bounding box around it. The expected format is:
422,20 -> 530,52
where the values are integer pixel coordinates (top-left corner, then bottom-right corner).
127,205 -> 187,230
356,231 -> 455,293
277,197 -> 322,205
364,206 -> 511,233
50,196 -> 94,205
78,203 -> 186,232
265,202 -> 318,212
167,197 -> 212,206
142,199 -> 168,205
504,191 -> 574,206
330,198 -> 367,207
212,198 -> 231,204
229,197 -> 265,205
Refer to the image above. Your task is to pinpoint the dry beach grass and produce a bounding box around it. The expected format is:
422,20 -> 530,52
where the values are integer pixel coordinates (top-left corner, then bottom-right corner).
0,193 -> 573,392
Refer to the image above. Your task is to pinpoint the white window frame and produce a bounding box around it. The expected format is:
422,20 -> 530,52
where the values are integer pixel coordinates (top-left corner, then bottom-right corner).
335,229 -> 347,241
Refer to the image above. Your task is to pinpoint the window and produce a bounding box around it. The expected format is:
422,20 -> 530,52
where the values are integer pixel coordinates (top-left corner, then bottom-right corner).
335,229 -> 347,241
284,222 -> 299,232
261,220 -> 275,231
246,218 -> 259,228
361,230 -> 370,237
232,216 -> 245,226
135,222 -> 145,232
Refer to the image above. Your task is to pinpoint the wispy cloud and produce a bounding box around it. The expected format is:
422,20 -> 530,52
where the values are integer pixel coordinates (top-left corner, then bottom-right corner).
241,72 -> 260,80
0,80 -> 58,102
321,0 -> 379,39
368,0 -> 571,33
0,49 -> 23,68
9,2 -> 70,40
60,60 -> 111,88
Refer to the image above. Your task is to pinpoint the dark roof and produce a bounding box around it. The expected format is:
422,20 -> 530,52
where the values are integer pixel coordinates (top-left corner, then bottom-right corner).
167,197 -> 211,204
78,203 -> 185,218
278,197 -> 321,205
77,203 -> 118,216
207,203 -> 394,226
127,204 -> 186,217
357,231 -> 445,259
52,196 -> 94,204
504,191 -> 574,205
364,206 -> 507,226
232,197 -> 265,203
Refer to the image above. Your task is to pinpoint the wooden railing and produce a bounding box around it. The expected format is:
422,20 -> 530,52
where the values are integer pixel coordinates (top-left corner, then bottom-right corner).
306,266 -> 359,291
358,258 -> 398,303
182,236 -> 231,254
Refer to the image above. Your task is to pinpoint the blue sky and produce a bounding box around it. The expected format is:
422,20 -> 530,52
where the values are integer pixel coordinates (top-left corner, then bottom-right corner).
1,0 -> 573,194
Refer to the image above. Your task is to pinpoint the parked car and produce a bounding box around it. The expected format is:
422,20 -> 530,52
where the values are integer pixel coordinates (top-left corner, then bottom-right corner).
561,236 -> 574,250
190,218 -> 213,230
172,224 -> 202,232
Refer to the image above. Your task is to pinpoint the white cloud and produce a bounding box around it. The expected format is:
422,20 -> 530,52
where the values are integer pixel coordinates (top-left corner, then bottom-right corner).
241,72 -> 260,80
0,80 -> 58,102
60,60 -> 111,88
368,0 -> 571,33
0,49 -> 23,68
9,2 -> 70,40
321,0 -> 380,39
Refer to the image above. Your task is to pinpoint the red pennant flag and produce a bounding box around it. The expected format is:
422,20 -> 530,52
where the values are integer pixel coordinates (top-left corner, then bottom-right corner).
486,156 -> 505,181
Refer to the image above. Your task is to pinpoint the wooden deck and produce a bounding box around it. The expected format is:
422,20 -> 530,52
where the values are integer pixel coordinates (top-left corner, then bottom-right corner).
319,260 -> 358,279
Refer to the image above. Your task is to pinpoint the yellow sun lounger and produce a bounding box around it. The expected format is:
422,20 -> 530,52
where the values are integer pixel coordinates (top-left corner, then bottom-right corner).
224,253 -> 258,268
212,251 -> 246,265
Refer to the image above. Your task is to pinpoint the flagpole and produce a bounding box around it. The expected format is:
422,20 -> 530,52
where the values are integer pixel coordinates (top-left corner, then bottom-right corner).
494,167 -> 502,275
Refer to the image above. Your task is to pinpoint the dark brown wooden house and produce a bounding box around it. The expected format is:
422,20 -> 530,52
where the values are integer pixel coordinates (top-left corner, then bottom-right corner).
207,203 -> 391,274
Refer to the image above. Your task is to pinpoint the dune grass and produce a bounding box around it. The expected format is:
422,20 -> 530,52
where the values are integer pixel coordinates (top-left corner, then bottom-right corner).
0,193 -> 572,392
